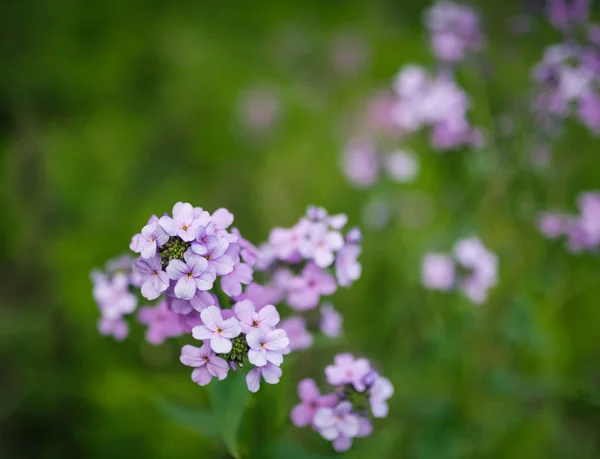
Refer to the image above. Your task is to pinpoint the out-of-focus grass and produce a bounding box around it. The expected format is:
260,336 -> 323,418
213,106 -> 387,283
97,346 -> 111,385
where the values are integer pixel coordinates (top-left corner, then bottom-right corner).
2,1 -> 600,458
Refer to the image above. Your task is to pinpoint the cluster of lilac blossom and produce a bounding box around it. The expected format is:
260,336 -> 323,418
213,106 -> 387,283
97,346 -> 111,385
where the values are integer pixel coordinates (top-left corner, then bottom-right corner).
241,206 -> 360,349
532,0 -> 600,134
421,236 -> 498,304
391,65 -> 483,151
291,354 -> 393,452
539,191 -> 600,252
91,203 -> 362,392
424,1 -> 484,63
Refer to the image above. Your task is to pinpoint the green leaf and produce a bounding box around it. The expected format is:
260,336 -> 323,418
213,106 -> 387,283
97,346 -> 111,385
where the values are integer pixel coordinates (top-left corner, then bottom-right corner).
155,399 -> 220,439
209,370 -> 250,458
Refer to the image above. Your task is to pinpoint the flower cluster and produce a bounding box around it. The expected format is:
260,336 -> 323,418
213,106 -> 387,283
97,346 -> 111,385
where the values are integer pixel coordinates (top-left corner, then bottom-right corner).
532,43 -> 600,134
392,65 -> 482,150
421,236 -> 498,304
291,354 -> 393,452
532,0 -> 600,135
91,203 -> 362,392
91,255 -> 139,341
539,191 -> 600,252
244,206 -> 361,349
342,139 -> 420,189
424,1 -> 484,64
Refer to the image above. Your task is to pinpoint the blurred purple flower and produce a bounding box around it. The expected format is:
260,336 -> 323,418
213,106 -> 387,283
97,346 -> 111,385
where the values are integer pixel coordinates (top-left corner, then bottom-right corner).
320,303 -> 343,338
421,253 -> 455,290
180,344 -> 229,386
291,378 -> 339,427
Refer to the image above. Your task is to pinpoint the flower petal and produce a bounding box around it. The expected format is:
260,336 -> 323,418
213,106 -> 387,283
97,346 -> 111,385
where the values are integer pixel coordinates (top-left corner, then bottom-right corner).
207,356 -> 230,380
221,276 -> 242,297
258,304 -> 280,328
248,349 -> 267,367
246,368 -> 261,393
180,345 -> 205,367
233,299 -> 255,325
313,407 -> 335,429
166,259 -> 188,280
200,306 -> 222,331
290,404 -> 315,427
297,378 -> 320,401
260,363 -> 282,384
264,329 -> 289,351
191,325 -> 213,341
245,329 -> 265,350
191,366 -> 213,386
210,334 -> 232,354
219,318 -> 242,338
175,276 -> 196,300
333,436 -> 352,452
159,215 -> 179,236
266,350 -> 283,366
195,271 -> 216,291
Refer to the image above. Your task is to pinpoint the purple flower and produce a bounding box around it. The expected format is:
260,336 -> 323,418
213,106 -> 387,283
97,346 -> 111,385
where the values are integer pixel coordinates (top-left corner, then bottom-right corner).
166,252 -> 215,300
384,149 -> 419,183
538,212 -> 567,239
167,290 -> 216,315
191,306 -> 242,353
287,263 -> 337,310
180,344 -> 229,386
290,379 -> 338,427
92,272 -> 137,319
313,402 -> 360,445
210,208 -> 236,241
335,244 -> 362,287
342,139 -> 380,188
159,202 -> 208,242
234,282 -> 283,309
194,236 -> 234,276
369,376 -> 394,418
130,219 -> 169,259
245,362 -> 282,393
190,223 -> 219,256
268,218 -> 312,262
320,303 -> 343,338
280,316 -> 313,353
234,299 -> 280,334
135,255 -> 170,300
300,223 -> 344,268
138,301 -> 185,344
246,328 -> 289,367
98,317 -> 129,341
454,237 -> 498,304
325,353 -> 371,391
421,253 -> 455,291
221,247 -> 253,297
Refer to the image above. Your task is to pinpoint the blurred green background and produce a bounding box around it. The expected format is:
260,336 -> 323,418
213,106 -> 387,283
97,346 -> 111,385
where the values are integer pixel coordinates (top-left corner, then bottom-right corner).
2,0 -> 600,458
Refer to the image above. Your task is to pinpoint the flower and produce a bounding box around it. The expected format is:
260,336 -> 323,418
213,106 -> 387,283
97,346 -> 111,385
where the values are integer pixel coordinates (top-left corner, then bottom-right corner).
287,262 -> 337,310
98,317 -> 128,341
342,139 -> 380,188
130,217 -> 169,259
135,255 -> 170,300
138,301 -> 186,344
191,306 -> 242,353
246,328 -> 289,367
299,223 -> 345,268
210,208 -> 236,241
180,344 -> 229,386
335,244 -> 362,287
221,245 -> 253,297
280,316 -> 313,353
190,223 -> 219,256
369,376 -> 394,418
159,202 -> 209,242
384,150 -> 419,183
166,252 -> 215,300
313,402 -> 360,445
453,237 -> 498,304
245,362 -> 282,393
167,290 -> 216,314
195,236 -> 234,276
290,379 -> 338,427
320,303 -> 343,338
421,253 -> 455,290
234,299 -> 280,334
92,272 -> 137,319
325,353 -> 371,391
